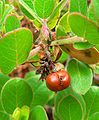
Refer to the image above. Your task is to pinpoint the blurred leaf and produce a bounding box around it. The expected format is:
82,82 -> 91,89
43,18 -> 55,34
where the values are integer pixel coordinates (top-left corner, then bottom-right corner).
12,108 -> 21,120
83,86 -> 99,119
34,0 -> 55,19
5,15 -> 20,33
20,106 -> 30,120
70,0 -> 87,15
0,111 -> 11,120
29,105 -> 48,120
0,4 -> 14,30
25,71 -> 54,107
1,78 -> 33,114
67,59 -> 93,94
12,106 -> 30,120
0,28 -> 32,74
88,0 -> 99,26
89,113 -> 99,120
53,110 -> 60,120
69,13 -> 99,46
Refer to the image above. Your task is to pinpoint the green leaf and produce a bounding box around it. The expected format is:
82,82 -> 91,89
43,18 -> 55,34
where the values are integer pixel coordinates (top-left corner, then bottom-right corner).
58,50 -> 68,63
29,105 -> 48,120
0,4 -> 14,30
53,111 -> 60,120
0,98 -> 4,111
94,65 -> 99,74
58,96 -> 83,120
51,36 -> 83,46
88,0 -> 99,26
1,78 -> 33,114
5,15 -> 20,33
89,113 -> 99,120
69,13 -> 99,45
70,0 -> 87,16
19,0 -> 42,24
0,1 -> 4,19
73,42 -> 94,50
67,59 -> 93,94
48,0 -> 66,21
55,87 -> 86,120
12,108 -> 21,120
0,73 -> 9,111
0,111 -> 11,120
24,71 -> 54,107
12,106 -> 30,120
20,106 -> 30,120
83,86 -> 99,119
48,0 -> 66,29
0,28 -> 32,74
34,0 -> 55,19
56,12 -> 71,38
0,73 -> 9,93
48,11 -> 59,29
56,25 -> 67,38
19,0 -> 35,20
96,45 -> 99,51
32,19 -> 42,29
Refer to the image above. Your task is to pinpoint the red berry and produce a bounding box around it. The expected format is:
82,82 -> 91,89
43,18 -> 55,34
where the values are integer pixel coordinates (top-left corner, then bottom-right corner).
46,70 -> 70,92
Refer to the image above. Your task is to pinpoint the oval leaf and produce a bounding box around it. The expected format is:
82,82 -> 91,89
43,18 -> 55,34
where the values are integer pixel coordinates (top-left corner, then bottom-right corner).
1,78 -> 33,114
55,87 -> 86,120
0,28 -> 32,74
67,59 -> 93,94
83,86 -> 99,119
25,71 -> 54,107
69,13 -> 99,45
0,4 -> 14,29
5,14 -> 20,33
57,96 -> 83,120
34,0 -> 55,19
30,105 -> 48,120
70,0 -> 87,15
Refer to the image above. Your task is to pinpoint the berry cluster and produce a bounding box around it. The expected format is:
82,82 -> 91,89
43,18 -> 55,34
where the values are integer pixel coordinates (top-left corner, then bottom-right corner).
36,51 -> 55,80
